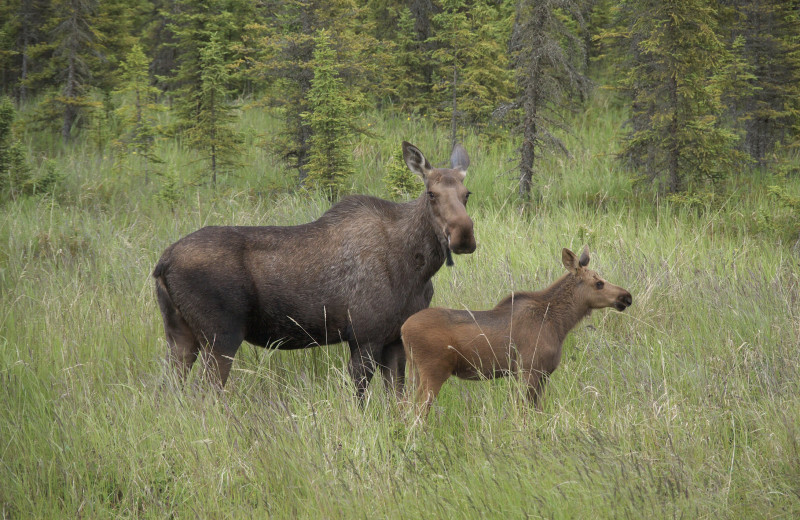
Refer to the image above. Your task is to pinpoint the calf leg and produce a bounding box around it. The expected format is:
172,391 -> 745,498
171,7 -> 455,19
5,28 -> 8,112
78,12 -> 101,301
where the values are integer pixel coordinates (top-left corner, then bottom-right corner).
379,339 -> 406,400
522,369 -> 550,411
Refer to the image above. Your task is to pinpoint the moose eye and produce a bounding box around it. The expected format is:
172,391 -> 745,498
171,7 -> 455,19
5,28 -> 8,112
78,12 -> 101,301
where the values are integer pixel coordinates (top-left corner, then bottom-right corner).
595,281 -> 604,290
427,191 -> 436,201
464,191 -> 471,206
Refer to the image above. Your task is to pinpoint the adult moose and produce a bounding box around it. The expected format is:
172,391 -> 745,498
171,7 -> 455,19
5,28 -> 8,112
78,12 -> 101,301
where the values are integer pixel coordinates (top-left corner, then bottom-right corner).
153,141 -> 476,399
402,247 -> 632,416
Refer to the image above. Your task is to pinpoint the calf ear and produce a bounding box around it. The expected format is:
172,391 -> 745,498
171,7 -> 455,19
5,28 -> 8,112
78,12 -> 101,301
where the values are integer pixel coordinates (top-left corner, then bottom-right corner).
562,248 -> 579,273
578,246 -> 590,267
450,143 -> 470,180
403,141 -> 432,180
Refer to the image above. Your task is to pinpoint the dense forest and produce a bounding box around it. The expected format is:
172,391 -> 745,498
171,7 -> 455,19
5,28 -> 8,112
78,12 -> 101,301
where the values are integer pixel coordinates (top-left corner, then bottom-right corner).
2,0 -> 799,200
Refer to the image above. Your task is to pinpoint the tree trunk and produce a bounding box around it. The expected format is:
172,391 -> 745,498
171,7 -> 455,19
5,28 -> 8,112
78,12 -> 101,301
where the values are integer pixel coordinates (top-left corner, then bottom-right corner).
450,63 -> 457,150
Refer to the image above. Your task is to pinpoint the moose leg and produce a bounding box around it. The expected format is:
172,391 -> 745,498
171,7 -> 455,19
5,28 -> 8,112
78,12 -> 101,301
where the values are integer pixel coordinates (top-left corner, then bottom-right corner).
414,370 -> 447,418
348,341 -> 381,401
164,314 -> 200,381
200,332 -> 243,387
158,297 -> 201,381
523,369 -> 550,412
379,339 -> 406,400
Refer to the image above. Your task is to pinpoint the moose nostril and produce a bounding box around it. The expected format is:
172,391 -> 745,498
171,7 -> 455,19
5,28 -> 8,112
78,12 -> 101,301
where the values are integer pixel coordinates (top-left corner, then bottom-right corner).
621,294 -> 632,306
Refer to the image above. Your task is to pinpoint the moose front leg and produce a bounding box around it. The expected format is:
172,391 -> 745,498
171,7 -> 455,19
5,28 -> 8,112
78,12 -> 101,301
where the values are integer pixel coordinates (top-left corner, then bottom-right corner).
379,339 -> 406,400
522,369 -> 551,412
348,341 -> 381,402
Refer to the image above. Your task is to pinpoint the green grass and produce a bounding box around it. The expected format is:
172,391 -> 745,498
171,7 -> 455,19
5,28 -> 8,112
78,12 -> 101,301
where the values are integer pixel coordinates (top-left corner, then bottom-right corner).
2,94 -> 800,518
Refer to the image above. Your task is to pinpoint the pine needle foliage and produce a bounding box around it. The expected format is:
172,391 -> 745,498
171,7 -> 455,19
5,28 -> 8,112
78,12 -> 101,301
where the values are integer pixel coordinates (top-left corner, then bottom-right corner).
113,43 -> 164,182
303,30 -> 358,200
508,0 -> 590,199
183,33 -> 242,186
384,146 -> 423,200
603,0 -> 744,192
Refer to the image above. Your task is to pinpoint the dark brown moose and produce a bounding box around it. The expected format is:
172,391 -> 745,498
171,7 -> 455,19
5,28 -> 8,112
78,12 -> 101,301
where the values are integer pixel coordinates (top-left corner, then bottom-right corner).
401,247 -> 632,416
153,141 -> 476,398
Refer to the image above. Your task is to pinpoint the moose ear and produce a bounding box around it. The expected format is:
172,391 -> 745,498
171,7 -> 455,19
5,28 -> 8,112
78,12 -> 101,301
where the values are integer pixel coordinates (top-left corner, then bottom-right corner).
562,248 -> 579,273
578,246 -> 590,267
403,141 -> 432,180
450,143 -> 470,180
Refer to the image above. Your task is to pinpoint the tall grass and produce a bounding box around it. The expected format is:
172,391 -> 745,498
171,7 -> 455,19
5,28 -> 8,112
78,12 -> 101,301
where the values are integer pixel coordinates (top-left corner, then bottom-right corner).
2,93 -> 799,517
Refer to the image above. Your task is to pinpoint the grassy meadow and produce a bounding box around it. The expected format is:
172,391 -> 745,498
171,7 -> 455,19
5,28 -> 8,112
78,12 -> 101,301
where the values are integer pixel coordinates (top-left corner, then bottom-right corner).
2,95 -> 800,518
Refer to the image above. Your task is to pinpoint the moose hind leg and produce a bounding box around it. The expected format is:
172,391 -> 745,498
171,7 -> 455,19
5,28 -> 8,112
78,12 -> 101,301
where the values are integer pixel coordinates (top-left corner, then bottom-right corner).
157,289 -> 201,381
198,332 -> 244,387
379,339 -> 406,400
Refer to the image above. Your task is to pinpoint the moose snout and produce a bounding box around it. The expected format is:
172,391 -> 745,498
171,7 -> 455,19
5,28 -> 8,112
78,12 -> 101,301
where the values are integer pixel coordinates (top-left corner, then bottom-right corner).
447,218 -> 476,254
614,291 -> 633,311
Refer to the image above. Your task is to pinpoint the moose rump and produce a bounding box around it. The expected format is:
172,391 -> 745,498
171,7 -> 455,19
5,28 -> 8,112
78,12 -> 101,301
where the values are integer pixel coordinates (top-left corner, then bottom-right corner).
153,141 -> 476,398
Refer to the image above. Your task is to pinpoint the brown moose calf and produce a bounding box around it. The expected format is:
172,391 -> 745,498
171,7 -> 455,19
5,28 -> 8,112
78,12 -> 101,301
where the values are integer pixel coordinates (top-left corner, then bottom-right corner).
401,247 -> 632,415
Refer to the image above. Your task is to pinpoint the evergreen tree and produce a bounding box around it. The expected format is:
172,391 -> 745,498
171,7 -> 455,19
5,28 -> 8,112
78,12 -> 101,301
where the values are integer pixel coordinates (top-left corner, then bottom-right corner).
24,0 -> 107,142
508,0 -> 590,199
114,43 -> 164,181
607,0 -> 742,192
303,30 -> 358,199
252,0 -> 379,182
0,96 -> 31,201
721,0 -> 800,166
184,33 -> 242,185
428,0 -> 515,143
381,7 -> 429,112
0,0 -> 51,102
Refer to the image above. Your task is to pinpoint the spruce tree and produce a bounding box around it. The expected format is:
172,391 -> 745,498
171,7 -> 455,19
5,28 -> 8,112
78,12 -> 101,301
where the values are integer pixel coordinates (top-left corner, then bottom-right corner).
24,0 -> 105,142
252,0 -> 379,182
114,43 -> 164,181
608,0 -> 741,192
721,0 -> 800,166
0,96 -> 32,201
428,0 -> 514,143
185,33 -> 242,185
303,30 -> 357,199
508,0 -> 590,199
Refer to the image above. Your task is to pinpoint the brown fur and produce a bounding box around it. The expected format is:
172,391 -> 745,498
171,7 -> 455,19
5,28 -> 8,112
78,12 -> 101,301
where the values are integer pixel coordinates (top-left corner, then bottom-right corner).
153,142 -> 476,399
401,247 -> 632,415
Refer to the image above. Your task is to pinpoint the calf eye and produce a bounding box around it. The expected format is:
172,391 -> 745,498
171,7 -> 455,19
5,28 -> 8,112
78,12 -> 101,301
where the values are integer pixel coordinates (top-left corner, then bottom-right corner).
464,191 -> 471,205
427,191 -> 436,201
595,281 -> 604,289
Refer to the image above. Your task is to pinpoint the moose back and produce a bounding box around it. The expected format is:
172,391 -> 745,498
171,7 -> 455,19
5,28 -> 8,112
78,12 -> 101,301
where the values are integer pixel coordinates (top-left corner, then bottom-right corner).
153,141 -> 476,398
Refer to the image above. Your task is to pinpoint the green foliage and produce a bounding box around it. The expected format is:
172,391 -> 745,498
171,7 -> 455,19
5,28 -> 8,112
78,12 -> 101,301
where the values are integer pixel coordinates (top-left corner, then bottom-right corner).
509,0 -> 590,199
383,146 -> 423,200
606,0 -> 743,192
113,43 -> 165,180
427,0 -> 514,139
182,33 -> 243,185
0,96 -> 32,200
154,169 -> 182,211
0,97 -> 61,201
303,30 -> 358,199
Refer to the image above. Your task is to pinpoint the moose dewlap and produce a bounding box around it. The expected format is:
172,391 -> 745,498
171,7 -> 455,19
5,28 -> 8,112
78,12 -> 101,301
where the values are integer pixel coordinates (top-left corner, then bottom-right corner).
401,247 -> 632,415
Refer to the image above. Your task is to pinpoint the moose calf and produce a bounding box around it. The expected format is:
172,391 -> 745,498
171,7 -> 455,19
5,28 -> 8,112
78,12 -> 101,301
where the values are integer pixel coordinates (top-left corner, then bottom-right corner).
401,247 -> 632,415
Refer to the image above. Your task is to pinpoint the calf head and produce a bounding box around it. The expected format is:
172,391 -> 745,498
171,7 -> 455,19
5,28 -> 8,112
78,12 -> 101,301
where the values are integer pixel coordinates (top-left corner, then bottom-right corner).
403,141 -> 476,256
562,246 -> 632,311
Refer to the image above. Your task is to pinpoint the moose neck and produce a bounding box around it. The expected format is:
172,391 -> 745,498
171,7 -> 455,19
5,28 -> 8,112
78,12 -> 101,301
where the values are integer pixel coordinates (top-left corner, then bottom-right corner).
530,273 -> 592,344
404,194 -> 448,280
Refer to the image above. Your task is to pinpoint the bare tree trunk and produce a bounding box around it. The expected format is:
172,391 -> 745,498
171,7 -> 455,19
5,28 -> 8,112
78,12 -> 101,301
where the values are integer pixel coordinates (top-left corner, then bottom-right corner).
450,63 -> 457,150
667,74 -> 680,192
